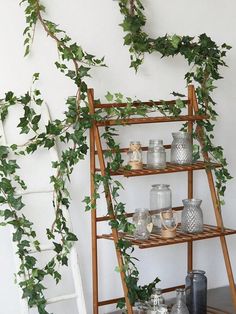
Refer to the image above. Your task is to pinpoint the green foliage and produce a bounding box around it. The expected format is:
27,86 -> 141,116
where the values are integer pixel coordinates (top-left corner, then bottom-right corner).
118,0 -> 232,203
0,0 -> 232,312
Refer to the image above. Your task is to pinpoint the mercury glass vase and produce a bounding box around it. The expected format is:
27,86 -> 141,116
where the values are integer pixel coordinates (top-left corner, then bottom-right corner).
181,199 -> 203,234
171,132 -> 192,165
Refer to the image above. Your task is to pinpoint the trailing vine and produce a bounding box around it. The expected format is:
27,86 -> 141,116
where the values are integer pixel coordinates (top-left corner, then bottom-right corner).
0,0 -> 232,313
1,0 -> 105,313
118,0 -> 232,205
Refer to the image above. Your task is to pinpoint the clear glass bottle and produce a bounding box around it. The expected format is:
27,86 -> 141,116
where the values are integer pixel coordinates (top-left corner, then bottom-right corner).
156,304 -> 169,314
147,139 -> 166,169
170,288 -> 189,314
181,199 -> 203,234
133,208 -> 152,240
127,141 -> 143,170
185,270 -> 207,314
171,132 -> 192,165
150,184 -> 172,232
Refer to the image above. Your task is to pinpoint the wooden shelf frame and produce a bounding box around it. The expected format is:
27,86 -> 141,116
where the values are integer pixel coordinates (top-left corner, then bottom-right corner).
88,85 -> 236,314
98,224 -> 236,249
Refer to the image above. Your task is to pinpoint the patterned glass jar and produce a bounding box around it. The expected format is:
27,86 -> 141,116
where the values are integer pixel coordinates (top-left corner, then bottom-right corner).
147,139 -> 166,169
171,132 -> 192,165
181,199 -> 203,234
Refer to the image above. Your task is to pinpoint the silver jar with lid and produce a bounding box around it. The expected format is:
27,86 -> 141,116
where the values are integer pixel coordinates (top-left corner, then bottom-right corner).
147,139 -> 166,169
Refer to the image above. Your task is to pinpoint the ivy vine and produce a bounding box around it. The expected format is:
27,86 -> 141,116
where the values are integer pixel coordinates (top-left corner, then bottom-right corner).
118,0 -> 232,204
0,0 -> 233,313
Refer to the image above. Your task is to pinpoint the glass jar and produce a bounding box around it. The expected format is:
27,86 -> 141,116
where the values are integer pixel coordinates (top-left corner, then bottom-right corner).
181,199 -> 203,234
185,270 -> 207,314
171,132 -> 192,165
133,208 -> 152,240
170,288 -> 189,314
160,210 -> 177,239
150,184 -> 172,232
127,141 -> 143,170
147,139 -> 166,169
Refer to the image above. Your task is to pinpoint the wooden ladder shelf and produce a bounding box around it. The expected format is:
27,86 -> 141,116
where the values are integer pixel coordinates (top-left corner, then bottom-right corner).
88,85 -> 236,314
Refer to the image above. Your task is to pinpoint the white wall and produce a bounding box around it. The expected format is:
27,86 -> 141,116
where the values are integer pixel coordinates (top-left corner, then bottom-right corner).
0,1 -> 236,313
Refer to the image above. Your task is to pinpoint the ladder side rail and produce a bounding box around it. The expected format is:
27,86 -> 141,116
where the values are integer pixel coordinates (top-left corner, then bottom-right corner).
191,85 -> 236,310
88,89 -> 133,314
0,120 -> 30,314
88,89 -> 99,314
41,104 -> 87,314
187,86 -> 194,272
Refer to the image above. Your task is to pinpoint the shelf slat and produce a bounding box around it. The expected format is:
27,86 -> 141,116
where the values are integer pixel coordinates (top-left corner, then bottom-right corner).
96,114 -> 208,126
103,161 -> 221,177
98,224 -> 236,249
94,99 -> 189,109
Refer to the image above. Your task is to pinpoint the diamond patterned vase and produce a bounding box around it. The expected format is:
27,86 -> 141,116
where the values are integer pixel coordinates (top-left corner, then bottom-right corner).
181,199 -> 203,234
171,132 -> 192,165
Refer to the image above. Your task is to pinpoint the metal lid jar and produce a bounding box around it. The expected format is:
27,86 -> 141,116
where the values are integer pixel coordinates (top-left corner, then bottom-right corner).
171,132 -> 192,165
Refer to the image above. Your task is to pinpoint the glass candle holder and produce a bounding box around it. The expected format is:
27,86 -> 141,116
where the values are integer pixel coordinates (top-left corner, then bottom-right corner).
127,141 -> 143,170
133,208 -> 152,240
147,139 -> 166,169
160,210 -> 177,238
150,184 -> 172,232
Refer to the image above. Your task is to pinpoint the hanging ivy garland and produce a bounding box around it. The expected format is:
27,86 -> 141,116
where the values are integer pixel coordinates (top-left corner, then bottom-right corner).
0,0 -> 232,313
118,0 -> 232,203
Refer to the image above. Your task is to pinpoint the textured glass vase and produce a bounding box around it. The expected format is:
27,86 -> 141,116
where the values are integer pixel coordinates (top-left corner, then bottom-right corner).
181,199 -> 203,234
186,270 -> 207,314
170,288 -> 189,314
171,132 -> 192,165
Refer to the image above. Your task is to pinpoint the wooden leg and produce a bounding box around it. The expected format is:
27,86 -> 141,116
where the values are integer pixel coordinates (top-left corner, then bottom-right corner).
190,85 -> 236,311
187,241 -> 193,272
94,126 -> 133,314
207,171 -> 236,309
